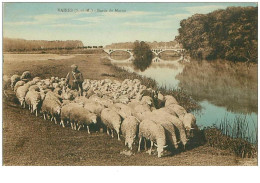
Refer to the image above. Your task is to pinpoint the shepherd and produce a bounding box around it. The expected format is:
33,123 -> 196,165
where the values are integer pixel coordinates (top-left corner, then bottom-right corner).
66,64 -> 84,96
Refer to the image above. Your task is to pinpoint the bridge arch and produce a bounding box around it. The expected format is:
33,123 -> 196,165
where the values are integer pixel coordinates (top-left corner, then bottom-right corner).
103,49 -> 134,62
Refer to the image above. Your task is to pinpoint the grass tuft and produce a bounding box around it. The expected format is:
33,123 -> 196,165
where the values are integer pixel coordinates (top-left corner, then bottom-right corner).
203,116 -> 257,158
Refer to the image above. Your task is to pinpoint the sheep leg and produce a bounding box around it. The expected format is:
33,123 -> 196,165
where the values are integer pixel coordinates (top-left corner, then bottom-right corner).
70,122 -> 74,129
111,129 -> 114,138
28,105 -> 31,110
107,128 -> 110,135
138,137 -> 142,152
149,141 -> 153,155
87,126 -> 90,134
23,102 -> 26,108
43,113 -> 46,120
117,132 -> 120,141
51,116 -> 54,122
144,139 -> 147,151
35,109 -> 38,117
54,117 -> 57,124
74,123 -> 77,130
60,120 -> 65,128
78,125 -> 82,131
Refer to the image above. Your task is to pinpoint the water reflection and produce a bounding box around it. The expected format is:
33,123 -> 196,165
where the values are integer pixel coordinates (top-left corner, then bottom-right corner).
176,60 -> 258,114
114,61 -> 185,89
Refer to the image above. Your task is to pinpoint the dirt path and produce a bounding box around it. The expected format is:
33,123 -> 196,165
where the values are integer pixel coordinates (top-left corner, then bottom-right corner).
3,53 -> 257,166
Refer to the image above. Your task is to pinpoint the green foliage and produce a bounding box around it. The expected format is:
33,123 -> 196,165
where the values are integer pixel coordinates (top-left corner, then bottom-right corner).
132,41 -> 153,71
176,6 -> 258,63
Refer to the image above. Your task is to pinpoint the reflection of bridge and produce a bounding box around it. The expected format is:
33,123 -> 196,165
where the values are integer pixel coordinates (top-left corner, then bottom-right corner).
151,48 -> 185,55
103,48 -> 185,62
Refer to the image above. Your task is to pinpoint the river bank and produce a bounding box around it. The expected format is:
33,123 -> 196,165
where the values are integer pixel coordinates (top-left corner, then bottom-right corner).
3,53 -> 257,165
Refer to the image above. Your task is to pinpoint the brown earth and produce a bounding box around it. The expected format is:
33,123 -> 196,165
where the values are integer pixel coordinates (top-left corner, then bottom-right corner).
2,53 -> 257,166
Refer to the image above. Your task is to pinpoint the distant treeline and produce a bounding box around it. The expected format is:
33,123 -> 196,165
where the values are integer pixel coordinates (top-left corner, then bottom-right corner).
176,6 -> 258,63
105,41 -> 181,49
3,38 -> 103,52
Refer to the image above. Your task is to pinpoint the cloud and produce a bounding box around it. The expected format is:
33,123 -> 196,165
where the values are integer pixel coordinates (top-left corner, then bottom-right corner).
103,11 -> 158,18
123,13 -> 190,29
184,5 -> 226,15
4,21 -> 38,26
47,23 -> 94,27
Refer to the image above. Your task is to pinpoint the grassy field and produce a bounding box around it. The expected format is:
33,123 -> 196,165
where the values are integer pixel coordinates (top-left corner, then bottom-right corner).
2,53 -> 257,166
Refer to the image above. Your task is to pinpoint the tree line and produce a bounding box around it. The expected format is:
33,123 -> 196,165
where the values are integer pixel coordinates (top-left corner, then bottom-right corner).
175,6 -> 257,63
3,38 -> 88,52
105,41 -> 181,49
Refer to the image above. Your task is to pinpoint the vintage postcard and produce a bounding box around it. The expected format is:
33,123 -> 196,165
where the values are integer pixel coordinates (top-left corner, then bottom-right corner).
2,2 -> 258,167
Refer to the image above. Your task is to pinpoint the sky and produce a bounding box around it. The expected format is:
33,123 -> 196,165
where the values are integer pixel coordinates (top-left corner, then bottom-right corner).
3,2 -> 257,46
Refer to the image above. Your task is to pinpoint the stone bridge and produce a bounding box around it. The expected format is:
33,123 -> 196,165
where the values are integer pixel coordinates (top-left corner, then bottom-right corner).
103,48 -> 185,62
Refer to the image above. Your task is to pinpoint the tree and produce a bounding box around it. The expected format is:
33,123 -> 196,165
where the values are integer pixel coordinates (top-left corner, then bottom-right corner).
176,6 -> 258,63
132,41 -> 153,71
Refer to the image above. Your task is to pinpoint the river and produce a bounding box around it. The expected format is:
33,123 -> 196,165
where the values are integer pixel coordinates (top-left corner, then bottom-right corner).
111,57 -> 258,143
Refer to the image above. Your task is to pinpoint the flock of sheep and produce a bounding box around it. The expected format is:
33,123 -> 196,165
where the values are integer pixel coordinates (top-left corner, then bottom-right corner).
7,71 -> 198,158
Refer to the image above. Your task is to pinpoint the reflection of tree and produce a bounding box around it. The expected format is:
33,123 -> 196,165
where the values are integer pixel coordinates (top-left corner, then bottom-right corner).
176,60 -> 257,114
132,41 -> 153,72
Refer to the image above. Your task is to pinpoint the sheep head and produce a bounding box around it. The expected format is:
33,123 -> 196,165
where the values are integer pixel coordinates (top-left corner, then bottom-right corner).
90,113 -> 97,124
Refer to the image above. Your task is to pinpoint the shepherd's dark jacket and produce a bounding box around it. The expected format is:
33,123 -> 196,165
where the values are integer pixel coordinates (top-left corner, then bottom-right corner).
66,70 -> 84,90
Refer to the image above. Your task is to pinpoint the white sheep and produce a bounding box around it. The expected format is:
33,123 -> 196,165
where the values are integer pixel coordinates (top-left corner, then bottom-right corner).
121,116 -> 139,150
101,108 -> 122,140
11,74 -> 20,90
25,90 -> 41,116
138,120 -> 167,158
89,95 -> 113,107
61,102 -> 84,128
32,77 -> 41,83
83,101 -> 105,117
151,118 -> 179,150
110,103 -> 133,120
164,95 -> 179,106
28,85 -> 40,92
41,91 -> 62,123
14,80 -> 25,92
151,109 -> 188,149
16,83 -> 31,107
21,71 -> 31,81
155,107 -> 178,117
141,96 -> 154,107
182,113 -> 198,138
70,106 -> 97,132
166,104 -> 187,120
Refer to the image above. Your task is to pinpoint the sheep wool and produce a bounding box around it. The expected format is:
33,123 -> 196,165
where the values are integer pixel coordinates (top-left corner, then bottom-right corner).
121,116 -> 139,150
101,108 -> 122,140
25,90 -> 41,116
138,120 -> 167,158
70,106 -> 97,132
166,104 -> 187,120
14,80 -> 25,92
182,113 -> 198,138
16,83 -> 30,107
164,95 -> 179,106
11,74 -> 21,90
61,103 -> 84,128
